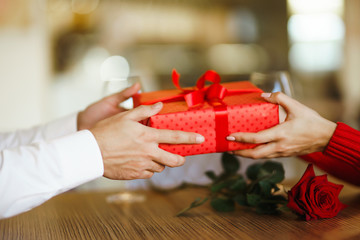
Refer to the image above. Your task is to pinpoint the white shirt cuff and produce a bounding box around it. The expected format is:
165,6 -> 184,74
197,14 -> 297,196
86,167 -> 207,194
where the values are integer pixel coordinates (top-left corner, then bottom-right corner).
54,130 -> 104,189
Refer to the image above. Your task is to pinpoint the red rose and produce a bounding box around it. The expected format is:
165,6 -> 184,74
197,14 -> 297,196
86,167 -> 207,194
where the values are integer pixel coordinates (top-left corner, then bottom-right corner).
287,164 -> 347,221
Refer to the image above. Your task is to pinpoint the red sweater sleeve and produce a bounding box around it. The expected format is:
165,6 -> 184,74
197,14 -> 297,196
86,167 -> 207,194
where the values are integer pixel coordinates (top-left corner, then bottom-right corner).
301,122 -> 360,186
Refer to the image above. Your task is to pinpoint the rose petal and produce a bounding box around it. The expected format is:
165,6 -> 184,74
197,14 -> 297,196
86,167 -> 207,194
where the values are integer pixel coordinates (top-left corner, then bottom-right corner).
287,192 -> 305,215
291,164 -> 316,190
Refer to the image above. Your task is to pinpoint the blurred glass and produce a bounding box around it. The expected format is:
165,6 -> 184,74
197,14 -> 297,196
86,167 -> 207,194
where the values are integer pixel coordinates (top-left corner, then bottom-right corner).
101,55 -> 140,109
250,71 -> 294,97
103,76 -> 141,109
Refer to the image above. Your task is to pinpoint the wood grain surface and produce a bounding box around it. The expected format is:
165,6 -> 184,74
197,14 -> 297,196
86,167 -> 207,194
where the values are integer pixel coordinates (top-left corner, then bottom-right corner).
1,185 -> 360,240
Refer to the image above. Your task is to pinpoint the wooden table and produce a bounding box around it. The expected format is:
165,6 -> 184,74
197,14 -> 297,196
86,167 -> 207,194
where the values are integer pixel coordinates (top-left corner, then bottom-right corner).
1,184 -> 360,240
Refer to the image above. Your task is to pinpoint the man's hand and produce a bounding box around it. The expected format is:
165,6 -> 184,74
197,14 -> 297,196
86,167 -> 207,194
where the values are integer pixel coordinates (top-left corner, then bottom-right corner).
90,102 -> 205,180
227,92 -> 337,159
77,83 -> 141,130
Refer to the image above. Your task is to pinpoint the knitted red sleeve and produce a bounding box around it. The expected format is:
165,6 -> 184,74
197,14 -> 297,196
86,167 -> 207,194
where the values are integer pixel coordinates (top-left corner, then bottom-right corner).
301,122 -> 360,186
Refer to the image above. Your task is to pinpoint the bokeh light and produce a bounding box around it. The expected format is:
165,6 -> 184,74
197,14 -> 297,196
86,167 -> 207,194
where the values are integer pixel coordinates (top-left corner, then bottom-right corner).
288,0 -> 343,15
288,13 -> 344,43
100,55 -> 130,82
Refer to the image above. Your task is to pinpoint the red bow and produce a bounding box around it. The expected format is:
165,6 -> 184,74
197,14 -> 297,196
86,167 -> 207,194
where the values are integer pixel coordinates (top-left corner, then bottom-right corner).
172,69 -> 228,107
142,69 -> 262,107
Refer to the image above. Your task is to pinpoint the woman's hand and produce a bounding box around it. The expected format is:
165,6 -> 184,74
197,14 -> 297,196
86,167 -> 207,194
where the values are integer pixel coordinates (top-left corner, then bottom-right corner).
227,92 -> 337,159
77,83 -> 141,130
90,102 -> 205,180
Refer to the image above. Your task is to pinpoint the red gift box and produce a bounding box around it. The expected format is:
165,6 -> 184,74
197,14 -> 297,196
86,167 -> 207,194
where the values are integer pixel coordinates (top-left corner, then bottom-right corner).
133,70 -> 279,156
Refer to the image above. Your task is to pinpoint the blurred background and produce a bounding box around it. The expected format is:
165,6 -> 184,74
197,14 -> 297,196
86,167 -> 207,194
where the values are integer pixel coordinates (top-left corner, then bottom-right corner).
0,0 -> 358,190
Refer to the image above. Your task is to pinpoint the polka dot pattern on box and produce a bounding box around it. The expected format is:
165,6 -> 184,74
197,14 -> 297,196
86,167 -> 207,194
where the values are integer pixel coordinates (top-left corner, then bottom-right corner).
151,108 -> 217,156
150,101 -> 279,156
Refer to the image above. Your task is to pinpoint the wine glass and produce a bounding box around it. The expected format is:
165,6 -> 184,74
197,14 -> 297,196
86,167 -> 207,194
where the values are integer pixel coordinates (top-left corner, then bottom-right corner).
250,71 -> 303,179
251,71 -> 294,125
100,55 -> 141,109
250,71 -> 294,97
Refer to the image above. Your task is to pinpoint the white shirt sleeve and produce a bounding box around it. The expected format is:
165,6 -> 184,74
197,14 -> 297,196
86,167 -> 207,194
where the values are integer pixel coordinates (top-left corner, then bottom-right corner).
0,113 -> 78,151
0,129 -> 104,219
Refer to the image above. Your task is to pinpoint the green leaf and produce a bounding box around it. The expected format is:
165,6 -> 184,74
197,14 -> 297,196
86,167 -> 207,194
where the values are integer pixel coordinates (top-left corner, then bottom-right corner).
246,163 -> 262,181
221,152 -> 240,175
211,180 -> 233,193
229,177 -> 247,192
234,194 -> 248,206
205,171 -> 217,181
210,197 -> 235,212
247,182 -> 262,195
246,193 -> 261,207
176,197 -> 209,216
259,181 -> 272,198
178,159 -> 286,217
258,161 -> 285,184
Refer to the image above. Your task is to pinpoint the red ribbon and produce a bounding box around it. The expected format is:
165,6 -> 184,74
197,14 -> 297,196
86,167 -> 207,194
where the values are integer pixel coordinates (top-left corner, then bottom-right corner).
143,69 -> 262,107
144,69 -> 262,152
213,105 -> 229,152
172,69 -> 228,107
